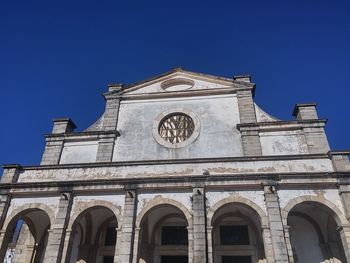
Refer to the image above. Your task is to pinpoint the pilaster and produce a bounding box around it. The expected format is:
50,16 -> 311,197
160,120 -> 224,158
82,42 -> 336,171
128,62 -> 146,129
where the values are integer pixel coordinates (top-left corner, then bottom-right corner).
118,188 -> 137,263
41,136 -> 65,165
0,164 -> 22,184
263,184 -> 289,262
338,225 -> 350,262
262,226 -> 275,263
239,126 -> 262,156
331,151 -> 350,222
293,104 -> 330,154
114,226 -> 122,263
206,226 -> 213,263
96,132 -> 119,162
41,119 -> 76,165
0,165 -> 19,242
101,84 -> 122,131
44,192 -> 73,263
236,89 -> 257,124
329,151 -> 350,172
236,87 -> 262,156
284,226 -> 294,263
192,187 -> 207,263
339,184 -> 350,221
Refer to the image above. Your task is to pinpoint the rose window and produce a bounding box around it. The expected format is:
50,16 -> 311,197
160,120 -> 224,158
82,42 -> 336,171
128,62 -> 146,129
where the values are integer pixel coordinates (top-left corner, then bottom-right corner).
158,113 -> 195,144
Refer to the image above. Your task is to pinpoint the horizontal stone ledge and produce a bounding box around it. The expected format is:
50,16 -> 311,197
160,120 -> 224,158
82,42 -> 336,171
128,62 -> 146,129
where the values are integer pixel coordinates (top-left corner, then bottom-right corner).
0,171 -> 347,191
18,153 -> 331,171
44,130 -> 120,139
121,87 -> 239,101
237,119 -> 328,131
328,150 -> 350,157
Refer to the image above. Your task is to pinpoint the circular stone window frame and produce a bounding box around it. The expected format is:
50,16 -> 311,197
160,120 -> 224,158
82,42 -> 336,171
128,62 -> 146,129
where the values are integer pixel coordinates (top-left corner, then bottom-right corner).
153,108 -> 201,149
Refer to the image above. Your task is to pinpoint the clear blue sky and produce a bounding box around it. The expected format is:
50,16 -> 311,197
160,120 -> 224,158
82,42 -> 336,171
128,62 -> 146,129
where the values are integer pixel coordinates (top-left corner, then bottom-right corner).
1,0 -> 349,168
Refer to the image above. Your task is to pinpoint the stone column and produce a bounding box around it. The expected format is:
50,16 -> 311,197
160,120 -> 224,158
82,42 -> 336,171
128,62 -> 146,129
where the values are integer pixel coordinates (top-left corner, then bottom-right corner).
44,192 -> 73,263
263,185 -> 289,262
192,187 -> 207,263
283,226 -> 294,263
187,227 -> 194,263
118,188 -> 137,263
206,226 -> 213,263
0,229 -> 8,262
59,229 -> 72,263
262,226 -> 275,263
113,226 -> 122,263
41,119 -> 76,165
131,227 -> 140,263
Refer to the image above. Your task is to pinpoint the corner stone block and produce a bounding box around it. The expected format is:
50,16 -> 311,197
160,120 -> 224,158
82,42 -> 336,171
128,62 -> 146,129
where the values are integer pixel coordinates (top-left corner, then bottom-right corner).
293,103 -> 318,120
328,151 -> 350,172
52,118 -> 76,134
0,164 -> 22,184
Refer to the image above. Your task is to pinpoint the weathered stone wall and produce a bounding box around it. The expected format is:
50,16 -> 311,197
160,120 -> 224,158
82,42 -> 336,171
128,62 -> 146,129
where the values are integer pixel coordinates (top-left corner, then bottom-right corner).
1,184 -> 348,263
59,141 -> 99,164
16,157 -> 334,183
114,94 -> 243,161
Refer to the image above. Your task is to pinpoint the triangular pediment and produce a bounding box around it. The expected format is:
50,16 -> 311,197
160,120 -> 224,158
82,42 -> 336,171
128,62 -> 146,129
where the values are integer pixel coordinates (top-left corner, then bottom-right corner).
121,68 -> 237,95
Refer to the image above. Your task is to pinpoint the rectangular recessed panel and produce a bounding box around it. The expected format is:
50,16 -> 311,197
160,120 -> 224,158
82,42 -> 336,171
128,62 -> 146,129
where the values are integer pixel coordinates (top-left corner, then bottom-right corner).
104,227 -> 117,246
220,225 -> 249,245
161,256 -> 188,263
161,226 -> 188,245
222,256 -> 251,263
103,256 -> 114,263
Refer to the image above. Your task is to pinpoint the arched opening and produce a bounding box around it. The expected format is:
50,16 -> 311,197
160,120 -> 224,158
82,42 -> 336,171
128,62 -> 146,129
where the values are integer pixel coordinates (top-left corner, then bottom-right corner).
137,204 -> 189,263
66,206 -> 118,263
0,208 -> 51,263
288,201 -> 347,263
211,203 -> 266,263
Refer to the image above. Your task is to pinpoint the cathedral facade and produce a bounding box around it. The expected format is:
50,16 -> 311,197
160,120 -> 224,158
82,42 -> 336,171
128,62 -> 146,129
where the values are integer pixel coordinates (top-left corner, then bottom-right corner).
1,68 -> 350,263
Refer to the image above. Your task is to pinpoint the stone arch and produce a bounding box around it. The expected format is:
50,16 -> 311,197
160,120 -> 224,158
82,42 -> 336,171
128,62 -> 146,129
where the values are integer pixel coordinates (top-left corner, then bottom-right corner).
281,195 -> 348,226
65,200 -> 122,263
135,196 -> 192,263
136,196 -> 192,228
208,195 -> 268,227
2,203 -> 55,231
0,203 -> 54,263
67,200 -> 122,230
